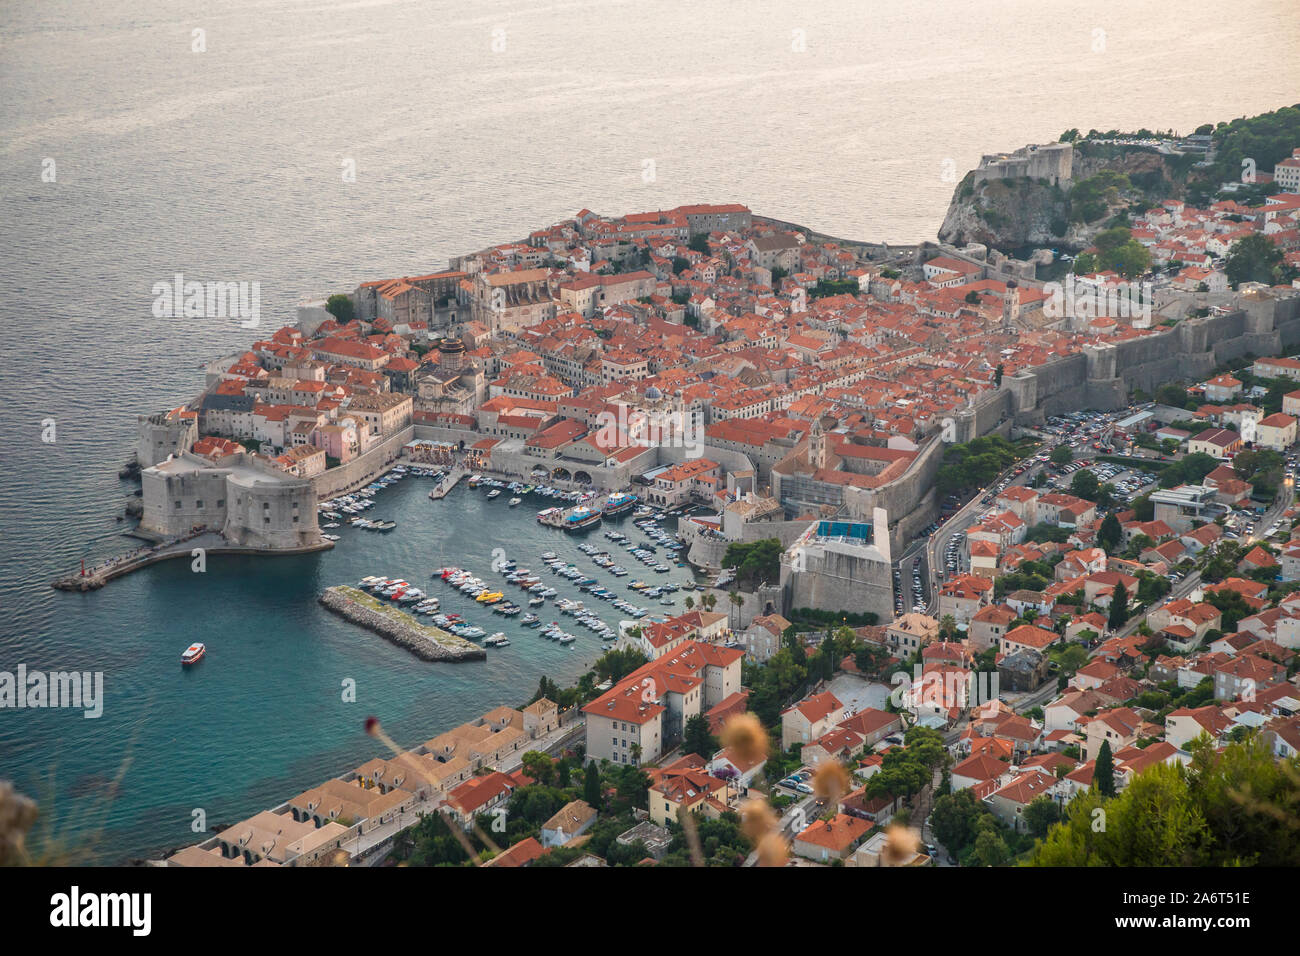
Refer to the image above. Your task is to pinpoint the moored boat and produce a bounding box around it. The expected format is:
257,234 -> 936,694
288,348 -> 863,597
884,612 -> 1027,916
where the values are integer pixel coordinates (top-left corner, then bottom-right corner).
564,505 -> 602,532
181,642 -> 206,665
602,491 -> 638,516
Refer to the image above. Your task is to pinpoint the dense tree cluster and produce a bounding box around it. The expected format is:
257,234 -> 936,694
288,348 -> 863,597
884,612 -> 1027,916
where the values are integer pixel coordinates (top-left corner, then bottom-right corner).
721,538 -> 782,590
1028,737 -> 1300,866
937,435 -> 1029,496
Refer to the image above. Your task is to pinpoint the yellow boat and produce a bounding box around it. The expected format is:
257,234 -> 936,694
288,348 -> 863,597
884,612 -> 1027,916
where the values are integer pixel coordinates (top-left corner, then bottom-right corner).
476,591 -> 504,603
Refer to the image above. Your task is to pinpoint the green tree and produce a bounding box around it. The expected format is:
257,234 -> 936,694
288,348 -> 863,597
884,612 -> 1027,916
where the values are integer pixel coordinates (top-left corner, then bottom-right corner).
1095,740 -> 1117,798
1107,581 -> 1129,631
682,713 -> 718,759
1097,512 -> 1123,553
325,293 -> 355,323
972,828 -> 1011,867
1154,384 -> 1189,408
520,750 -> 555,786
1070,468 -> 1100,501
583,761 -> 602,808
1224,233 -> 1285,287
1028,736 -> 1300,866
1023,795 -> 1062,839
721,538 -> 782,590
729,589 -> 745,630
930,788 -> 986,855
1069,172 -> 1131,224
1050,444 -> 1073,466
1054,642 -> 1091,675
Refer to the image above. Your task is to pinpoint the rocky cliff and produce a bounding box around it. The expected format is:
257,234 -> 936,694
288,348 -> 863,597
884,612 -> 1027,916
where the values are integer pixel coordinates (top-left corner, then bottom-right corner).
938,145 -> 1189,252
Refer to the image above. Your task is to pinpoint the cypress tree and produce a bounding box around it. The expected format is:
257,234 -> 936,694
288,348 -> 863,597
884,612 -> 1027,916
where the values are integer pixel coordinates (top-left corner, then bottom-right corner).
1095,739 -> 1116,797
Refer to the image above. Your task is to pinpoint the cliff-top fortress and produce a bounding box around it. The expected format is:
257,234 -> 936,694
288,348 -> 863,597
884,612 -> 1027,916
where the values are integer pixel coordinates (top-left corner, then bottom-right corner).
972,142 -> 1074,187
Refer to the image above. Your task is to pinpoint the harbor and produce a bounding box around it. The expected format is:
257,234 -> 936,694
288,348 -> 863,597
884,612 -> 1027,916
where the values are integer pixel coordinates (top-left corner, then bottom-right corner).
16,463 -> 707,864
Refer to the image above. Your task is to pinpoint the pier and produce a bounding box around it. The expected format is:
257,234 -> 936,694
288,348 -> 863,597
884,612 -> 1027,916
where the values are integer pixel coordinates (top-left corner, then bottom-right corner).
51,531 -> 333,591
427,464 -> 468,501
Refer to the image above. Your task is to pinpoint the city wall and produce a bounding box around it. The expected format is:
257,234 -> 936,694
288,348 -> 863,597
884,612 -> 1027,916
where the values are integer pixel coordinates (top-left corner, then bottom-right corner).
314,426 -> 417,499
682,517 -> 811,571
844,435 -> 945,554
1003,295 -> 1300,428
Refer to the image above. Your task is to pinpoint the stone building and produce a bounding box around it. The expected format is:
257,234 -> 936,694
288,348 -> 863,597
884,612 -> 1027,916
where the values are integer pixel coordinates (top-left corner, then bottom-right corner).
140,449 -> 321,549
972,142 -> 1073,187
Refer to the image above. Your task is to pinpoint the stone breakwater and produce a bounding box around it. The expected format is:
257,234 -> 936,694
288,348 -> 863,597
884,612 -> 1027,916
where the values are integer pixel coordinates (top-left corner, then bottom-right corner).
318,585 -> 486,662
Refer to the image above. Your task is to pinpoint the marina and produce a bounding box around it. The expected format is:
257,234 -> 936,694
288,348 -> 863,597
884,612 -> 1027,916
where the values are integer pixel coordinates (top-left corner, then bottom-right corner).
18,466 -> 705,864
316,473 -> 702,663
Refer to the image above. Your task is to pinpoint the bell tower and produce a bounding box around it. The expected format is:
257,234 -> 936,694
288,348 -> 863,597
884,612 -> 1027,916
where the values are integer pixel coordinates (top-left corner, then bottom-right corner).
809,419 -> 827,470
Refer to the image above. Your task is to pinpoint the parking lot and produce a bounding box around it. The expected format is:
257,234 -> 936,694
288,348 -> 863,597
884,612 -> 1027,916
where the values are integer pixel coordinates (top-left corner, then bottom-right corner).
895,554 -> 929,615
1047,459 -> 1159,503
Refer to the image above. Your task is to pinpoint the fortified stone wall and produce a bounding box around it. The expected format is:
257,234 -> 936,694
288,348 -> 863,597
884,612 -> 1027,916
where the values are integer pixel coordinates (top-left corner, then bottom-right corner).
682,517 -> 810,570
1002,296 -> 1300,430
313,426 -> 416,499
140,467 -> 228,537
891,485 -> 940,553
224,473 -> 320,549
136,414 -> 197,468
781,547 -> 895,624
843,436 -> 944,553
140,453 -> 319,549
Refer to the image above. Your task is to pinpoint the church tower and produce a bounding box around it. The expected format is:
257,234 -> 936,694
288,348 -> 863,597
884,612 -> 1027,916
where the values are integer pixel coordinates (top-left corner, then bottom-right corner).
1002,281 -> 1020,333
809,418 -> 827,470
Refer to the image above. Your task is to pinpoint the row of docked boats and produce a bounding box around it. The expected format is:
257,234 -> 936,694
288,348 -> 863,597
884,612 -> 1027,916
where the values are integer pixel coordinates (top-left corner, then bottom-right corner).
358,576 -> 433,606
319,468 -> 422,539
349,516 -> 397,532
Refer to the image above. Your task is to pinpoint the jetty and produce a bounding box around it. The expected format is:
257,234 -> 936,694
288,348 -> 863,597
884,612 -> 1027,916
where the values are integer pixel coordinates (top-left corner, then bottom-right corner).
427,464 -> 468,501
318,585 -> 486,662
52,531 -> 333,591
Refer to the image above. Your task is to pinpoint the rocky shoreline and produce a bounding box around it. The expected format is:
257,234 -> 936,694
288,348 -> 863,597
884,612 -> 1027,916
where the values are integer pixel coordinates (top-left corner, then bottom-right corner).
319,585 -> 486,662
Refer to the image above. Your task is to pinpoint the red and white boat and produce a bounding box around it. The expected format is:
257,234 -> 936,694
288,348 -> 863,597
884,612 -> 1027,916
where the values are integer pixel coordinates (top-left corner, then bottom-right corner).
181,642 -> 206,666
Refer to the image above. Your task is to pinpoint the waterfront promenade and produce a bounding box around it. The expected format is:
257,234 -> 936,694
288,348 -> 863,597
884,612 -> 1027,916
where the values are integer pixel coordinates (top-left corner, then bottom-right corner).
346,715 -> 587,866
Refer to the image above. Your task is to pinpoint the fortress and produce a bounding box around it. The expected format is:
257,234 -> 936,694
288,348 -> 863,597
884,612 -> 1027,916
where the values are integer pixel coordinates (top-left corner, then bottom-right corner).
972,142 -> 1074,187
139,449 -> 322,550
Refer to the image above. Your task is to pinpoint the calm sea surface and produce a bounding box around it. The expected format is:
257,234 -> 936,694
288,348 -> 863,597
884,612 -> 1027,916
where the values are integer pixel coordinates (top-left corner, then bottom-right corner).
1,0 -> 1297,862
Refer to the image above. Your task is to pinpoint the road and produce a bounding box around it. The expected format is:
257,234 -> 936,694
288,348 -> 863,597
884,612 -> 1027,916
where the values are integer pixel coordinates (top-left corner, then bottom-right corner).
1243,483 -> 1294,548
924,437 -> 1057,614
743,791 -> 820,866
